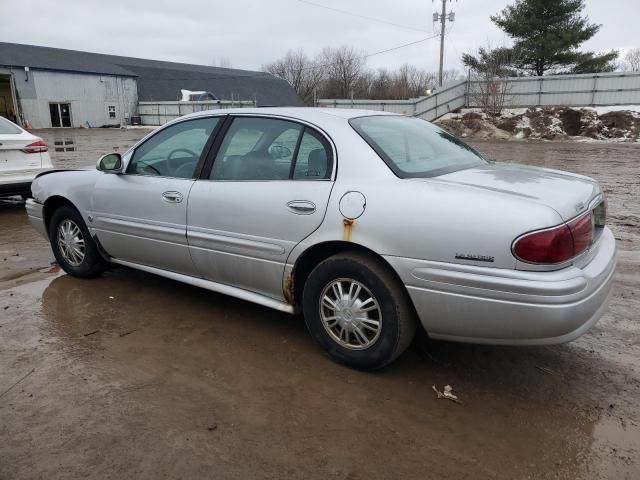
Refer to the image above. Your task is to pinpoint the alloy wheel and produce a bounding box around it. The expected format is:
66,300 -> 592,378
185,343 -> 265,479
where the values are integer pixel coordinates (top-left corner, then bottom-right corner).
57,219 -> 86,267
319,278 -> 382,350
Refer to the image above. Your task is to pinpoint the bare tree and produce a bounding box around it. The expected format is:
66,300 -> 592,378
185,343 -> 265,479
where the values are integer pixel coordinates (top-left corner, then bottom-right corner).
211,56 -> 232,68
352,70 -> 374,98
463,44 -> 518,122
405,65 -> 430,97
369,68 -> 392,99
363,66 -> 459,100
440,69 -> 462,85
624,48 -> 640,72
263,50 -> 324,105
321,46 -> 366,99
264,46 -> 460,102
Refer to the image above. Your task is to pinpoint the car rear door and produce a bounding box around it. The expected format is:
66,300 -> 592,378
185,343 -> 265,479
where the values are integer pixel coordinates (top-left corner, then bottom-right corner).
187,115 -> 335,300
91,115 -> 223,276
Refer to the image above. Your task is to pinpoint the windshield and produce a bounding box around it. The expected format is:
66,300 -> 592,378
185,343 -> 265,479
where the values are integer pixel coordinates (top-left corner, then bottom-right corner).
0,116 -> 22,135
350,115 -> 486,178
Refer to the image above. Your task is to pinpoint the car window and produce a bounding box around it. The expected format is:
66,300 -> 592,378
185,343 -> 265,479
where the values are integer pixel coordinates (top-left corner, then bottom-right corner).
210,117 -> 302,181
223,128 -> 264,156
272,128 -> 300,164
0,116 -> 22,134
293,129 -> 330,180
128,117 -> 220,178
350,116 -> 486,178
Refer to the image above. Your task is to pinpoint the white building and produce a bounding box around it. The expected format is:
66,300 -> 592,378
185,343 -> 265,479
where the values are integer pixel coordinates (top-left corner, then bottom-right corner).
0,42 -> 302,129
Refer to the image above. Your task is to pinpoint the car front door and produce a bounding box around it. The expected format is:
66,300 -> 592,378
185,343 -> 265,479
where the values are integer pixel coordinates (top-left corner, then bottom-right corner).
187,115 -> 335,300
91,115 -> 222,276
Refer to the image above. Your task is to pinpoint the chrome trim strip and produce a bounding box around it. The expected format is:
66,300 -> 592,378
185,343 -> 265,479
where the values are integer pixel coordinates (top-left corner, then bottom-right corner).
92,216 -> 187,243
111,258 -> 295,314
410,266 -> 587,297
187,228 -> 286,255
91,228 -> 186,247
188,244 -> 285,266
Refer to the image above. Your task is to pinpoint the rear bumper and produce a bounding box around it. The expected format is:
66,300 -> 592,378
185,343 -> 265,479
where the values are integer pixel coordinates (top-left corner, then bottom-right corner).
384,227 -> 617,345
0,169 -> 50,197
0,181 -> 31,196
25,198 -> 48,238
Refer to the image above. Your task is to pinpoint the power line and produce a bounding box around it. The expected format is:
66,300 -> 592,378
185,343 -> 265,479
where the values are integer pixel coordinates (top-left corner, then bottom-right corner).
134,34 -> 442,82
293,0 -> 430,34
362,34 -> 441,59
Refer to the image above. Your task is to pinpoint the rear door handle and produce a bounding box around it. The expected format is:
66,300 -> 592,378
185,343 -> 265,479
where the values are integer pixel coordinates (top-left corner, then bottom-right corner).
162,191 -> 183,203
287,200 -> 316,215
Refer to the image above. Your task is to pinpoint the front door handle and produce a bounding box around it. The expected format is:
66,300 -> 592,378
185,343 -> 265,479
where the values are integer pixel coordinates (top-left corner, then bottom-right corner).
162,191 -> 183,203
287,200 -> 316,215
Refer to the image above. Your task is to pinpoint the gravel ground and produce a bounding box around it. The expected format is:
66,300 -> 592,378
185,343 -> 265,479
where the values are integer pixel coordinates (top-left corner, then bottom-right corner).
0,128 -> 638,479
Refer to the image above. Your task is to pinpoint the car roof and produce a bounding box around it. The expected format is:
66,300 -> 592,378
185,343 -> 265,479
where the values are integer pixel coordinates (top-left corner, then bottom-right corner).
182,107 -> 399,123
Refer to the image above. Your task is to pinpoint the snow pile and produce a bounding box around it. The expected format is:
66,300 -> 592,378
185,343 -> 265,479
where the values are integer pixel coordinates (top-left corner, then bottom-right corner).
435,111 -> 511,140
436,107 -> 640,141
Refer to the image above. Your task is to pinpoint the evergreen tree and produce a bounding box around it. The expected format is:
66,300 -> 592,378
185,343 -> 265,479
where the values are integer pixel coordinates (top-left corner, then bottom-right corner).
488,0 -> 617,75
462,46 -> 518,78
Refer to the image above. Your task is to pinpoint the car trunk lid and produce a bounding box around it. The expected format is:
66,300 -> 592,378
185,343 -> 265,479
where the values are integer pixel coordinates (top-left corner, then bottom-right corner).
432,162 -> 601,221
0,133 -> 44,172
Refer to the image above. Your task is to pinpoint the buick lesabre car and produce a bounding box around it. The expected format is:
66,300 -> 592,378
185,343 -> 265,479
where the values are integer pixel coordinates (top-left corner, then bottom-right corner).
26,108 -> 616,369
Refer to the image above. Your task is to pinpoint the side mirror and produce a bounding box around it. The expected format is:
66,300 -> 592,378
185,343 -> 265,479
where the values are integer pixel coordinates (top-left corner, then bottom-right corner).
97,153 -> 122,173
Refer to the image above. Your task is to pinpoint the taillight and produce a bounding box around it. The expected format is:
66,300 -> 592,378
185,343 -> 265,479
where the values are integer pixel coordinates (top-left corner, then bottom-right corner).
568,213 -> 593,256
593,199 -> 606,228
513,212 -> 594,264
22,140 -> 48,154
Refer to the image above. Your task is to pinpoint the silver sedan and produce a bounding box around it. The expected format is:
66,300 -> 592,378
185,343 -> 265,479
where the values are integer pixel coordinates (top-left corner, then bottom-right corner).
26,108 -> 616,369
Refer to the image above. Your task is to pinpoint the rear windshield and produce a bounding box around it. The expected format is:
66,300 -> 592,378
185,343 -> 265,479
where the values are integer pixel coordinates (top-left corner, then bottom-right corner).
0,116 -> 22,135
350,115 -> 486,178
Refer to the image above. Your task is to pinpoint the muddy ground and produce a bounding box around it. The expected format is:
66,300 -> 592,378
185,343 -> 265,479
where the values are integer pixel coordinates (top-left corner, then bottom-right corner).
1,129 -> 639,479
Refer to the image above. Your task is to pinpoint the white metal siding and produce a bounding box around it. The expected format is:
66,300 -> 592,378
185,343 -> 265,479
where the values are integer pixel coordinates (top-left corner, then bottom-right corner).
318,72 -> 640,120
17,70 -> 137,128
137,100 -> 255,125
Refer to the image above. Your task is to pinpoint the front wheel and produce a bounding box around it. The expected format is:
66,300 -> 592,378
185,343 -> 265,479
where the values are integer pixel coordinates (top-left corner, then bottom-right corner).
49,206 -> 107,278
302,252 -> 417,370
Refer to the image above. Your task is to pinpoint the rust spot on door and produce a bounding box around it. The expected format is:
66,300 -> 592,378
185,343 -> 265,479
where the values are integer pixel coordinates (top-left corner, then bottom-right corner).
343,218 -> 355,242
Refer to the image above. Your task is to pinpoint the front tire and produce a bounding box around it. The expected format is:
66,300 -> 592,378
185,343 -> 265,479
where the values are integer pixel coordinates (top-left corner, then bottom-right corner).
302,252 -> 417,370
49,206 -> 107,278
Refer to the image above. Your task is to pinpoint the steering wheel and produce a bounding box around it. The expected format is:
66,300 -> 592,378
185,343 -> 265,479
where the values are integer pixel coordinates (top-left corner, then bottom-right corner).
137,161 -> 161,176
168,148 -> 199,176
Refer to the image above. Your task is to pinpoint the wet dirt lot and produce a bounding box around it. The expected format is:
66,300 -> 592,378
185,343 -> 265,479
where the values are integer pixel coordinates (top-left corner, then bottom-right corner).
1,129 -> 639,479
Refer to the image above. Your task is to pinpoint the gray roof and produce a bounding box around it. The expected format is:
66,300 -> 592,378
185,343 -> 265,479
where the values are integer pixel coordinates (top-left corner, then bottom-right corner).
0,42 -> 303,106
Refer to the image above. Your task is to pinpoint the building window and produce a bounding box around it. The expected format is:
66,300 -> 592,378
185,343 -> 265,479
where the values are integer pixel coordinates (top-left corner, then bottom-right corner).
108,105 -> 116,119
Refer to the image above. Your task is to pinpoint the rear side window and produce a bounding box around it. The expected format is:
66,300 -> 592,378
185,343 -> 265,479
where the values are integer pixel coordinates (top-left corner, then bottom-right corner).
350,115 -> 486,178
0,116 -> 22,134
210,117 -> 332,181
293,130 -> 330,179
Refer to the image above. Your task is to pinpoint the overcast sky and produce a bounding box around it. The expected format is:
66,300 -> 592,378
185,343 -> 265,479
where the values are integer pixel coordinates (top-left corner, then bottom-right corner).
1,0 -> 638,73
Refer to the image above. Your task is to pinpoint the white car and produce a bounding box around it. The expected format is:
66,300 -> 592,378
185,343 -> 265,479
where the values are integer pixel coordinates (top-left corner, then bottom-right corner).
0,116 -> 53,198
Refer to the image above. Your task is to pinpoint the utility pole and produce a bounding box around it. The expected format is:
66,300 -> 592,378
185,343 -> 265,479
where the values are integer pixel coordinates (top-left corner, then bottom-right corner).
433,0 -> 456,87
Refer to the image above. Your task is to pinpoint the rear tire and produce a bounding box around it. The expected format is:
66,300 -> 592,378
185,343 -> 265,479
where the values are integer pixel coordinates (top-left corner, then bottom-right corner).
302,252 -> 417,370
49,206 -> 107,278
